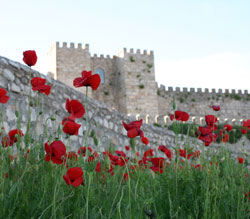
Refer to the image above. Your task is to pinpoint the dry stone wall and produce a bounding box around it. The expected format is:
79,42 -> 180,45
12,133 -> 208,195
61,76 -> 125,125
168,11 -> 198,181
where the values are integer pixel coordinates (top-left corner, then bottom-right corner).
0,55 -> 177,156
1,55 -> 249,160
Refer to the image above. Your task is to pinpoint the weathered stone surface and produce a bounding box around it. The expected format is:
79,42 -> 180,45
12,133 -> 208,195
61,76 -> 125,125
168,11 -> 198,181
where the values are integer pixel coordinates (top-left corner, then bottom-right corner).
11,83 -> 21,93
4,69 -> 15,81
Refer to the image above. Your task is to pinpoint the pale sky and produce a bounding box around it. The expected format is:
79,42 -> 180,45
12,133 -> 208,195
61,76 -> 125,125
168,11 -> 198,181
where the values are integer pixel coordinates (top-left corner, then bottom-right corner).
0,0 -> 249,91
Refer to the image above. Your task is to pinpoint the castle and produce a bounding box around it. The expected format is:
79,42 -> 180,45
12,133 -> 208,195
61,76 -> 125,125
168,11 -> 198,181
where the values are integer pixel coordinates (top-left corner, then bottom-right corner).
47,42 -> 250,125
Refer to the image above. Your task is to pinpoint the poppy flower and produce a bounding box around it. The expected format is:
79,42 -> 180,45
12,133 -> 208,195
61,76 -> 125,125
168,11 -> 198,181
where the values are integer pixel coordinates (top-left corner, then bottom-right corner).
63,167 -> 84,187
198,126 -> 214,136
222,133 -> 229,142
141,137 -> 149,145
2,129 -> 24,147
62,117 -> 81,135
73,70 -> 101,90
241,128 -> 248,134
95,162 -> 101,172
67,151 -> 78,161
44,140 -> 66,164
144,149 -> 154,157
65,98 -> 85,119
205,115 -> 218,127
8,129 -> 24,142
150,157 -> 165,169
1,136 -> 12,147
238,157 -> 244,164
243,120 -> 250,130
23,50 -> 37,66
31,77 -> 51,95
78,146 -> 93,157
125,146 -> 130,151
211,105 -> 220,111
179,149 -> 187,158
199,133 -> 218,146
170,111 -> 189,122
123,173 -> 129,182
115,150 -> 126,157
224,124 -> 232,131
122,119 -> 144,138
0,88 -> 9,104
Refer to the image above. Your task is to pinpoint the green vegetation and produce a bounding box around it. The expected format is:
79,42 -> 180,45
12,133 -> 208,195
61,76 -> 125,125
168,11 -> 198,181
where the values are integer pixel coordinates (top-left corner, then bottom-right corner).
129,56 -> 135,62
139,84 -> 144,89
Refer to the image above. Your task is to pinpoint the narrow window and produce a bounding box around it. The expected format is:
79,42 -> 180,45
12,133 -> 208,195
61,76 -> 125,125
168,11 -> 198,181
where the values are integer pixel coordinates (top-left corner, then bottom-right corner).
96,68 -> 104,84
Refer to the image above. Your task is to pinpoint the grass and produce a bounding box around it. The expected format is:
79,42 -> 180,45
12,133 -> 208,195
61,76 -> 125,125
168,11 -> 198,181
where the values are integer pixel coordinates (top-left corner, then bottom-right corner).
0,79 -> 250,218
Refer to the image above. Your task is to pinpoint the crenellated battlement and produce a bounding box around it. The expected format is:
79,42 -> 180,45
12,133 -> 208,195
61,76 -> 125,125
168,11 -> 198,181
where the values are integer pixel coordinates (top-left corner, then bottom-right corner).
118,48 -> 154,57
157,84 -> 249,95
91,53 -> 115,60
54,41 -> 89,51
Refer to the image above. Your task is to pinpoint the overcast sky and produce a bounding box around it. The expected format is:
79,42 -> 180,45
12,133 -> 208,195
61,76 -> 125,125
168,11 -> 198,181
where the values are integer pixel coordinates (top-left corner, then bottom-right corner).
0,0 -> 249,91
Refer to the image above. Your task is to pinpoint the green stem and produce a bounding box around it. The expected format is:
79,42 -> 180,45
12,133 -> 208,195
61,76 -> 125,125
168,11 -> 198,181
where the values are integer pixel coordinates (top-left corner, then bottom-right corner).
84,87 -> 89,162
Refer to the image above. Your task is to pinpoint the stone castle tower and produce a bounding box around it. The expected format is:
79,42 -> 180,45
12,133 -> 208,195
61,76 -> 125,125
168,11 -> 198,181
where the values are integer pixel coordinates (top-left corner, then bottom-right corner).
47,42 -> 159,117
47,42 -> 250,125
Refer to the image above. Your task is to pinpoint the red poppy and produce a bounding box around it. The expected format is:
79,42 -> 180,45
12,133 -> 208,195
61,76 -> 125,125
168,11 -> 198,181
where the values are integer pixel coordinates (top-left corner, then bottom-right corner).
211,105 -> 220,111
115,150 -> 126,157
122,119 -> 144,138
67,151 -> 78,161
150,166 -> 163,174
73,70 -> 101,90
170,111 -> 189,122
158,145 -> 172,160
1,136 -> 12,147
188,150 -> 200,159
0,88 -> 9,104
62,117 -> 81,135
144,149 -> 154,157
179,149 -> 187,158
241,128 -> 248,134
199,133 -> 218,146
78,146 -> 93,157
63,167 -> 84,187
224,124 -> 232,131
238,157 -> 244,164
123,173 -> 129,182
125,146 -> 130,151
205,115 -> 218,127
23,50 -> 37,66
2,129 -> 24,147
150,157 -> 165,168
95,162 -> 101,172
243,120 -> 250,129
222,133 -> 229,142
141,137 -> 149,145
198,126 -> 214,136
65,98 -> 85,119
44,140 -> 66,164
136,152 -> 140,157
31,77 -> 51,95
8,129 -> 24,142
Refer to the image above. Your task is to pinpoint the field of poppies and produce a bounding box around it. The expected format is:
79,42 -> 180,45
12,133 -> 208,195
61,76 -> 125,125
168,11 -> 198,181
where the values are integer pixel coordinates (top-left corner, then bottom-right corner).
0,50 -> 250,218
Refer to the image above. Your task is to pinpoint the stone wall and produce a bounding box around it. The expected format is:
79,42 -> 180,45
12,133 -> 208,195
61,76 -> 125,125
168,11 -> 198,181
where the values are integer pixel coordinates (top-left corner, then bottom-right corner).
0,55 -> 250,160
0,56 -> 177,156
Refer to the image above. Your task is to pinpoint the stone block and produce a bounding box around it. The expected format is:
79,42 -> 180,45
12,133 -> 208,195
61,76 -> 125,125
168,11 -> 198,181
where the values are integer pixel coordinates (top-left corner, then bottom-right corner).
11,84 -> 21,93
4,69 -> 15,81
